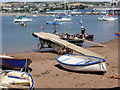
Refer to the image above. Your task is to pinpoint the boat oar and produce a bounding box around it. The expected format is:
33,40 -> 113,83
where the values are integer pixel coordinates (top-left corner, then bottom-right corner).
84,40 -> 105,47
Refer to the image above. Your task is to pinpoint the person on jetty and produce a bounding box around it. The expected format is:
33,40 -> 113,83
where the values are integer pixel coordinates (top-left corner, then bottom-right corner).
81,26 -> 86,39
61,33 -> 65,37
74,34 -> 78,39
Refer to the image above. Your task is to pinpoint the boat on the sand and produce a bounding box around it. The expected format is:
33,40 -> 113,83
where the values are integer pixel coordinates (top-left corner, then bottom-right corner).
0,54 -> 32,70
0,70 -> 34,89
56,54 -> 107,72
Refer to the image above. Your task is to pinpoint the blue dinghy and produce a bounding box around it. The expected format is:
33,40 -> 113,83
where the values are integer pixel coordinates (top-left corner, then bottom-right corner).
0,54 -> 32,70
56,54 -> 107,72
46,21 -> 61,25
0,70 -> 34,89
115,33 -> 120,36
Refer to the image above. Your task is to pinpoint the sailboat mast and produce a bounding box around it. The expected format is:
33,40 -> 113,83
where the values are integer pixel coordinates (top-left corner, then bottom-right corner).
112,0 -> 114,16
25,2 -> 26,15
64,0 -> 66,14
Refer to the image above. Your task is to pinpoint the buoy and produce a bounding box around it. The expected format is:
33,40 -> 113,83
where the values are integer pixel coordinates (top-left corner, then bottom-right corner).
81,20 -> 83,24
106,22 -> 108,24
24,24 -> 26,26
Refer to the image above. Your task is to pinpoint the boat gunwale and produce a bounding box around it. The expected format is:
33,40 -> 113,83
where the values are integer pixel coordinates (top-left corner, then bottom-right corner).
56,54 -> 106,66
0,57 -> 30,60
0,70 -> 34,89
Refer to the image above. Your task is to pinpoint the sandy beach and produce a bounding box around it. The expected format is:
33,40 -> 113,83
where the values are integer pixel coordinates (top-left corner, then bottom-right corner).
0,37 -> 119,88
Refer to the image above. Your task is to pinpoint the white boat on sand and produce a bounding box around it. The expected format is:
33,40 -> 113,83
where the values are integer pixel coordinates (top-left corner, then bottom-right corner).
56,54 -> 107,72
0,70 -> 34,89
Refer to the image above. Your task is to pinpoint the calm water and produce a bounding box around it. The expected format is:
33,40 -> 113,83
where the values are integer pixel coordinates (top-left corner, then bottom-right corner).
2,15 -> 119,54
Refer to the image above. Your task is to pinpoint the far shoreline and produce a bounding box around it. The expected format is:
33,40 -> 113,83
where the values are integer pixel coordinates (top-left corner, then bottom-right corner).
1,12 -> 119,16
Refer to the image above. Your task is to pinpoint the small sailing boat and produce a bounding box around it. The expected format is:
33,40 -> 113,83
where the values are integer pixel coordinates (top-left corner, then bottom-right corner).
13,2 -> 32,23
97,15 -> 118,21
54,1 -> 71,22
46,21 -> 61,25
0,70 -> 34,89
56,54 -> 107,72
13,15 -> 32,23
97,0 -> 118,21
54,16 -> 71,22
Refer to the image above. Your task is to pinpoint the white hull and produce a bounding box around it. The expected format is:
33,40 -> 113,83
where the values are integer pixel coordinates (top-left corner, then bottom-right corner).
59,62 -> 107,72
32,15 -> 37,17
97,16 -> 118,21
54,18 -> 71,22
56,54 -> 107,72
13,18 -> 32,22
102,17 -> 118,21
97,17 -> 104,21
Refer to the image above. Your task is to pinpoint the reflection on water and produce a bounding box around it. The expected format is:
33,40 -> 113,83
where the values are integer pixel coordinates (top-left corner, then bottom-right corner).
2,15 -> 119,54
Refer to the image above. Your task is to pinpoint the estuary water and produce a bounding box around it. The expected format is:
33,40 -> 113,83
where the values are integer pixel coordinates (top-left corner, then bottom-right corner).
2,15 -> 119,54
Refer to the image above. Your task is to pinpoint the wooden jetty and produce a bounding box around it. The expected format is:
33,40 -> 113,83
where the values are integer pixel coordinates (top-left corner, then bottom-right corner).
32,32 -> 105,58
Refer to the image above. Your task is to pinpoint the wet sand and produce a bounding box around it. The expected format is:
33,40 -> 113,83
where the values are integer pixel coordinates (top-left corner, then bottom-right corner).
1,37 -> 119,88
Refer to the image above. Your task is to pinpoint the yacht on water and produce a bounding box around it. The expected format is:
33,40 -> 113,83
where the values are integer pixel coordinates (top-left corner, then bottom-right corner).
97,0 -> 118,21
97,15 -> 118,21
13,15 -> 32,23
54,16 -> 71,22
54,0 -> 71,22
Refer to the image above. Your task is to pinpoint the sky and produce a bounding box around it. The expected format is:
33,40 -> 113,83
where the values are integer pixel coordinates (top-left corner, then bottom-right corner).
0,0 -> 112,3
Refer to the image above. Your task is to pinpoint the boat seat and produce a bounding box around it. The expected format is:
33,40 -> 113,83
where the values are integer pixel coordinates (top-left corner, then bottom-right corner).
3,75 -> 29,85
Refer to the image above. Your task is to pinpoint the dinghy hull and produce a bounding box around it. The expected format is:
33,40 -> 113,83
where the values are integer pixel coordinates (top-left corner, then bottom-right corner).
56,54 -> 107,72
59,62 -> 106,72
0,55 -> 32,70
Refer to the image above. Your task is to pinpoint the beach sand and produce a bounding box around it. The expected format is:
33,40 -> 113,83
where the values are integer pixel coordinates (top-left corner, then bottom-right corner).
1,37 -> 119,88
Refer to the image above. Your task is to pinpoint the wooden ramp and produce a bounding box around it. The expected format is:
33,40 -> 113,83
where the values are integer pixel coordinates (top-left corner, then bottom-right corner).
32,32 -> 105,58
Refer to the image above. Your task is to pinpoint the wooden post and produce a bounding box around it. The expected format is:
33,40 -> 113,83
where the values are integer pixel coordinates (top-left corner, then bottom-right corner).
53,24 -> 56,34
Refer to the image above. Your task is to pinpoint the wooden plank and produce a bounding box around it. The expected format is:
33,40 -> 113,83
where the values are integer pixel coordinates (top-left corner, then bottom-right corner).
33,32 -> 105,58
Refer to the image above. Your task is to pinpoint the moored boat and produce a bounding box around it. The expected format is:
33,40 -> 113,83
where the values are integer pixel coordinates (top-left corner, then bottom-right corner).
102,16 -> 118,21
60,34 -> 94,46
0,54 -> 32,70
0,70 -> 34,89
97,15 -> 118,21
54,17 -> 71,22
56,54 -> 107,72
13,15 -> 32,23
13,18 -> 32,23
97,1 -> 118,21
46,21 -> 61,25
